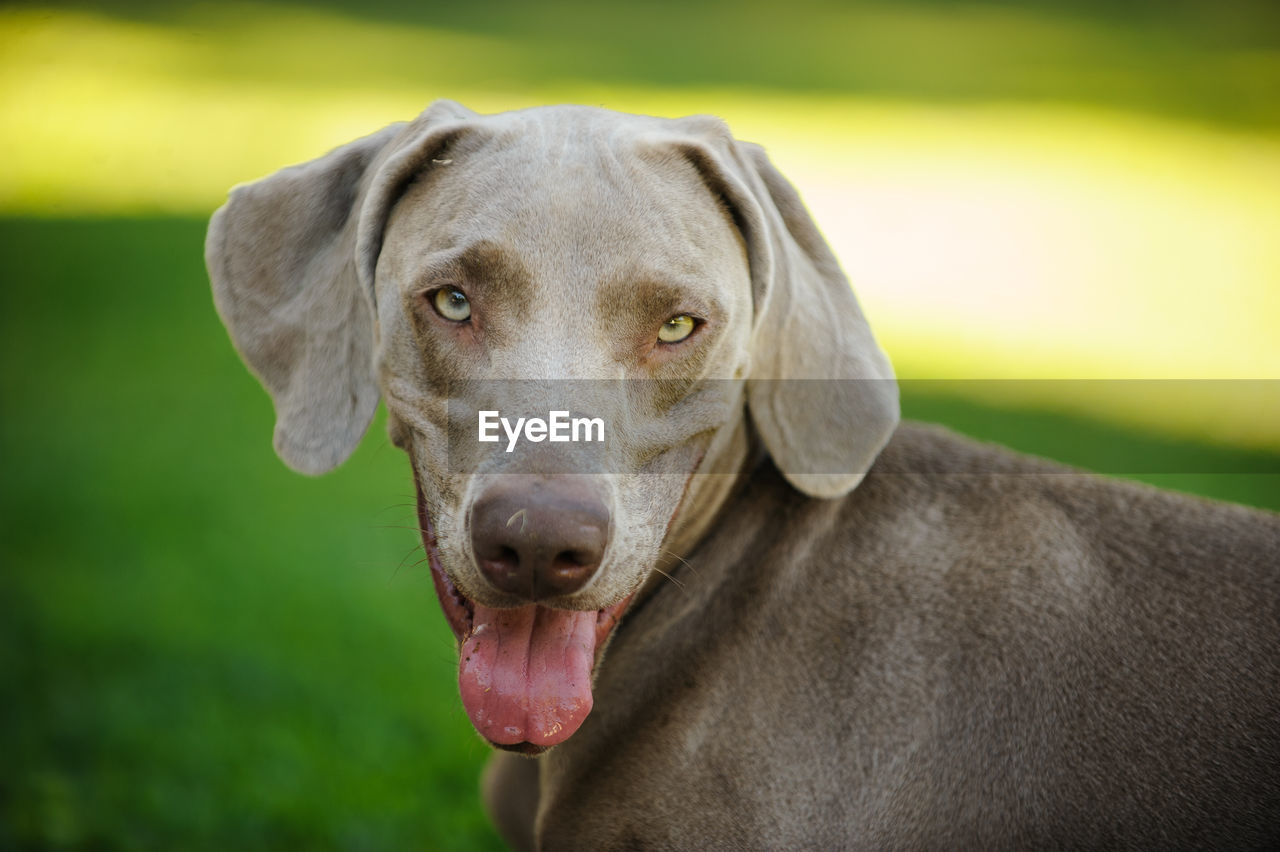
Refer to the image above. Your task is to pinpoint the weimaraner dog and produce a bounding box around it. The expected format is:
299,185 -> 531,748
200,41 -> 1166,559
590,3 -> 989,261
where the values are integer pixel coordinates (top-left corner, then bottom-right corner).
207,100 -> 1279,849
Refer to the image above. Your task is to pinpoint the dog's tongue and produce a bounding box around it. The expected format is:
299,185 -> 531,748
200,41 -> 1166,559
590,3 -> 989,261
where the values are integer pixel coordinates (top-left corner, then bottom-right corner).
459,604 -> 597,747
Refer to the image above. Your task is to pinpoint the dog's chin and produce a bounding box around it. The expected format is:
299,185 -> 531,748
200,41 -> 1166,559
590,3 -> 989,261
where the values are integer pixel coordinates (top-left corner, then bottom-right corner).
415,482 -> 634,752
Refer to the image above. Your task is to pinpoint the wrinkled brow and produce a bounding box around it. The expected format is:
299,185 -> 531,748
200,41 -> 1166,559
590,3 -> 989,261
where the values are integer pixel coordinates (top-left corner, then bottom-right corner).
414,240 -> 533,314
596,276 -> 717,329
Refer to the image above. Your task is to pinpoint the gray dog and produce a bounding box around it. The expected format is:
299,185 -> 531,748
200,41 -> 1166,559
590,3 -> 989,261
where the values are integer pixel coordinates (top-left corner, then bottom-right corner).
207,100 -> 1279,849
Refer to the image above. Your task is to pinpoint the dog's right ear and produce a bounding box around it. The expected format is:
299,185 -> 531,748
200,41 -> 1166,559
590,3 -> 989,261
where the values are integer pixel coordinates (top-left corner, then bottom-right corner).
662,117 -> 899,498
206,99 -> 476,475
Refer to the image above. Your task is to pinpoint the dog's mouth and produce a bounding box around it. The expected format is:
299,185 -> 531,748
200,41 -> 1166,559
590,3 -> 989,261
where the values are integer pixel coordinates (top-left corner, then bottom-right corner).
415,477 -> 632,754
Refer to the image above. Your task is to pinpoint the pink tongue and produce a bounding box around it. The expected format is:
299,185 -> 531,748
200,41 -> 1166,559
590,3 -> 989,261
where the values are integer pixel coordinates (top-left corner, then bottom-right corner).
459,604 -> 598,747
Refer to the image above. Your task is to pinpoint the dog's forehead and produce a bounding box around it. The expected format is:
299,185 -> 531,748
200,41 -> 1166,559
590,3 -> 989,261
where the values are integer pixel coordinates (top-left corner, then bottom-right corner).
464,103 -> 698,166
381,107 -> 744,292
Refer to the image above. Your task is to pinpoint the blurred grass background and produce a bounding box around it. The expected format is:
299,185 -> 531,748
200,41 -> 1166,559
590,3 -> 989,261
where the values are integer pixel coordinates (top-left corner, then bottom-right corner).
1,0 -> 1277,849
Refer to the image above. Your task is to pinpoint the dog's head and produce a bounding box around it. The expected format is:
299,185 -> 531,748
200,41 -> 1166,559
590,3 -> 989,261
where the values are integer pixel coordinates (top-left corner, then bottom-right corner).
207,100 -> 897,752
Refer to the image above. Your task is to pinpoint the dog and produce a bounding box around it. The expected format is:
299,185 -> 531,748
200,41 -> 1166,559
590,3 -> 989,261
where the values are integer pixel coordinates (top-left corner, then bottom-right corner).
207,100 -> 1280,849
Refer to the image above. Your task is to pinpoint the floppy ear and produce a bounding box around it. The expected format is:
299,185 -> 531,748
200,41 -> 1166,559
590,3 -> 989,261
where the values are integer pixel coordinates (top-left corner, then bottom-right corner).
206,99 -> 476,475
206,125 -> 401,474
673,119 -> 899,497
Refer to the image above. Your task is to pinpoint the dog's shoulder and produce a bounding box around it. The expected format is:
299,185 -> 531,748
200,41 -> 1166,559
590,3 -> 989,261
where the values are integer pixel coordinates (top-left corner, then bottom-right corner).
837,421 -> 1278,604
711,419 -> 1277,593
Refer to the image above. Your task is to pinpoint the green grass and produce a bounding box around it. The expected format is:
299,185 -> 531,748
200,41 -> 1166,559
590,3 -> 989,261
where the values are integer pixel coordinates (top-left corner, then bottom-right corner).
0,218 -> 502,849
1,217 -> 1276,848
26,0 -> 1280,129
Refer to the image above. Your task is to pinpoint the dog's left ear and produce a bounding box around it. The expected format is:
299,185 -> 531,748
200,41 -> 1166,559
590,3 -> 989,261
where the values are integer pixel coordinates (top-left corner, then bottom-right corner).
671,118 -> 899,498
206,98 -> 478,475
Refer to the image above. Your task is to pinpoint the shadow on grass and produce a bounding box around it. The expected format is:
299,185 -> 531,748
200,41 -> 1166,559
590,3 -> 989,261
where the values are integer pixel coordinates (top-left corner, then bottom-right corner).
0,216 -> 1275,849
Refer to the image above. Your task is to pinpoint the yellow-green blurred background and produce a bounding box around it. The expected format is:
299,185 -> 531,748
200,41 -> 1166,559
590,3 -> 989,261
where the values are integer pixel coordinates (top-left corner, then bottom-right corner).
2,0 -> 1277,848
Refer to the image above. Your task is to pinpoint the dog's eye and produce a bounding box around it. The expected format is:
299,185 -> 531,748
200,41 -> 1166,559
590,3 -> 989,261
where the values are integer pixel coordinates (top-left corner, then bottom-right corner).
432,287 -> 472,322
658,314 -> 697,343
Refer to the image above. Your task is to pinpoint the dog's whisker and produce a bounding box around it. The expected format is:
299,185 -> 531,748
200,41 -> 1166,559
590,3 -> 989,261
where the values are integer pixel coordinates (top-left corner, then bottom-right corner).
374,502 -> 419,515
659,548 -> 696,569
395,543 -> 425,572
659,548 -> 701,579
651,566 -> 686,593
372,523 -> 433,533
400,554 -> 433,572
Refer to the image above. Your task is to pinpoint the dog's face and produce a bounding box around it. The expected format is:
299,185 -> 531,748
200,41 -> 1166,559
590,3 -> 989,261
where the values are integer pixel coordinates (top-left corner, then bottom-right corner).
375,108 -> 753,614
207,100 -> 898,753
373,110 -> 754,749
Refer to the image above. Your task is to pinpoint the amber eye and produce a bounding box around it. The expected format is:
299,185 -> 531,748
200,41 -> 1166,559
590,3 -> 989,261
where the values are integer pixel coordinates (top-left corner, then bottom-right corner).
658,314 -> 696,343
432,287 -> 471,322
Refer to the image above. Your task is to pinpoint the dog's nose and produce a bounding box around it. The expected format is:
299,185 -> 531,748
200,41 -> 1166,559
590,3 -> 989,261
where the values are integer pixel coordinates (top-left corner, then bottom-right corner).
470,478 -> 610,601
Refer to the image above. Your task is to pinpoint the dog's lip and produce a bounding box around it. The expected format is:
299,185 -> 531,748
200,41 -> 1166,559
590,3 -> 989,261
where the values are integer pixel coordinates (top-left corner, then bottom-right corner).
427,553 -> 475,641
420,515 -> 635,654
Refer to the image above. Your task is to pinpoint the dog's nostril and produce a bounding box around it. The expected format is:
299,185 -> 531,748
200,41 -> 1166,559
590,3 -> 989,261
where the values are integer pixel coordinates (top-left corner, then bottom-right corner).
541,553 -> 597,598
477,548 -> 522,591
